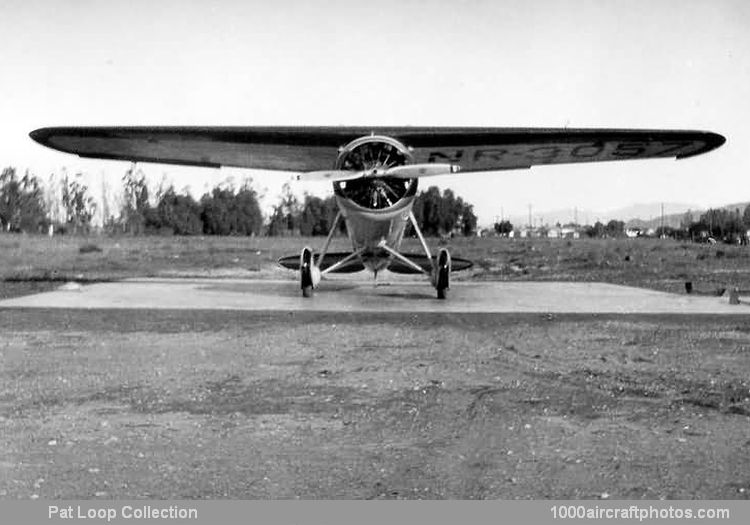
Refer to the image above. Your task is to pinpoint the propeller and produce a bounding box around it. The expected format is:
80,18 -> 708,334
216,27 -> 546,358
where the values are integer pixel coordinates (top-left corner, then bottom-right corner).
297,163 -> 461,182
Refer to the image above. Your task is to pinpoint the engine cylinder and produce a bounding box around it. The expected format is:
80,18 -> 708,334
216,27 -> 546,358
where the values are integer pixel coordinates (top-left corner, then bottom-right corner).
333,136 -> 418,211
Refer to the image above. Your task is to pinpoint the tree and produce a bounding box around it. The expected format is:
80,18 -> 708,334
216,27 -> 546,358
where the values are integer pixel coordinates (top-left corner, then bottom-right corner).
61,173 -> 97,234
605,219 -> 625,238
698,208 -> 744,240
585,221 -> 606,238
267,182 -> 301,236
299,195 -> 325,236
410,186 -> 478,237
412,186 -> 442,236
743,204 -> 750,230
232,184 -> 264,235
200,181 -> 263,236
155,186 -> 203,235
494,220 -> 514,236
680,209 -> 695,231
0,167 -> 47,233
459,201 -> 478,236
200,189 -> 229,235
120,165 -> 152,234
438,188 -> 460,234
299,194 -> 340,236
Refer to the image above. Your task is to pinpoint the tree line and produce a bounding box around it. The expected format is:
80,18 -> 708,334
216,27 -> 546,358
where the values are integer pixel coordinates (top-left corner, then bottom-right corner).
0,166 -> 478,237
267,182 -> 478,237
582,208 -> 750,242
491,208 -> 750,243
678,207 -> 750,242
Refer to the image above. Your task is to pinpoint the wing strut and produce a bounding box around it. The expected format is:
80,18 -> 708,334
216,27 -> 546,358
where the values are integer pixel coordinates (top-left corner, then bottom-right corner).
320,248 -> 365,276
409,211 -> 433,265
317,211 -> 343,270
379,243 -> 429,275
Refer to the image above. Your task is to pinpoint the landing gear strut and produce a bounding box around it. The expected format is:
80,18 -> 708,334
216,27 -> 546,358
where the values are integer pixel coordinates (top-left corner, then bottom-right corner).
406,212 -> 453,300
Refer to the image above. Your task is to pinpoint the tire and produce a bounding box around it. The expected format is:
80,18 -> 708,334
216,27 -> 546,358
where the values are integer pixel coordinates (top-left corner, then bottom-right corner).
436,248 -> 450,299
300,247 -> 314,298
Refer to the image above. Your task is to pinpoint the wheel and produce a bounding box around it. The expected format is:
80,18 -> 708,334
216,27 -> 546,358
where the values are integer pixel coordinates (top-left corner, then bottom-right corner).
435,248 -> 451,300
300,247 -> 314,298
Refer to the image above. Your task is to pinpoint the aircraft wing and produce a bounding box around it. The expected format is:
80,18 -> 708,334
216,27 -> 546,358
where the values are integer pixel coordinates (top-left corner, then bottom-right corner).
30,126 -> 724,173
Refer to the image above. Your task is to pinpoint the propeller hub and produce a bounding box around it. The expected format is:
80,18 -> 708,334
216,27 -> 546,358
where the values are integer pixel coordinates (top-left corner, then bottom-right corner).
333,135 -> 418,210
335,135 -> 413,172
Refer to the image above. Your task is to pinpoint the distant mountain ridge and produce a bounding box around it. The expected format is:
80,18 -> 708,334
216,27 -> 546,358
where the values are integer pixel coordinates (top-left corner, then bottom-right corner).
625,201 -> 750,230
501,201 -> 750,230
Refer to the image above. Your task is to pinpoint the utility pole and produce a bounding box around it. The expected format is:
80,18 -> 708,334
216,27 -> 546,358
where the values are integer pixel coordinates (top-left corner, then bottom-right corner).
660,202 -> 665,237
528,204 -> 532,229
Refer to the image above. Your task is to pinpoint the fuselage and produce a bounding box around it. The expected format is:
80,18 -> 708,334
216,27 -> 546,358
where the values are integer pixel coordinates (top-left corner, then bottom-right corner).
331,134 -> 420,274
333,178 -> 418,272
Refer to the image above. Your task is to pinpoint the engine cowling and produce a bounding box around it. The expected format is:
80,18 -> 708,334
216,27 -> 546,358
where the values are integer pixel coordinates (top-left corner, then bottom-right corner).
332,136 -> 418,210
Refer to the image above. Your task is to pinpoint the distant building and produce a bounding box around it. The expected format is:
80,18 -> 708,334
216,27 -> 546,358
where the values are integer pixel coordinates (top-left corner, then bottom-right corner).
512,226 -> 580,239
548,226 -> 580,239
625,228 -> 641,238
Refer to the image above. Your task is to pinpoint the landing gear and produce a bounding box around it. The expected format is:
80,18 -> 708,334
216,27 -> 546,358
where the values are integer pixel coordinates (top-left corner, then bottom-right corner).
405,211 -> 453,300
435,248 -> 451,300
300,246 -> 314,298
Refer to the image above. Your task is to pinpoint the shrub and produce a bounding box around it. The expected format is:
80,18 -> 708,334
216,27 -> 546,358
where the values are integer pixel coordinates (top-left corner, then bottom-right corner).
79,243 -> 103,254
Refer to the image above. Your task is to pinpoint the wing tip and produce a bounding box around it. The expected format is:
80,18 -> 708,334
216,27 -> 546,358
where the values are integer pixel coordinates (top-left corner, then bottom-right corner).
677,130 -> 726,159
29,127 -> 52,145
29,127 -> 84,156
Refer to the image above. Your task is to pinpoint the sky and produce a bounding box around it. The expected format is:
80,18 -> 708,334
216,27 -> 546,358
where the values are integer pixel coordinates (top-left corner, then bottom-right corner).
1,0 -> 748,226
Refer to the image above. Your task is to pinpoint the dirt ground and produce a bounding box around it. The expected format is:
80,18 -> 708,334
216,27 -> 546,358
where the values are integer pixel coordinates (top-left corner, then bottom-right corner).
1,309 -> 749,499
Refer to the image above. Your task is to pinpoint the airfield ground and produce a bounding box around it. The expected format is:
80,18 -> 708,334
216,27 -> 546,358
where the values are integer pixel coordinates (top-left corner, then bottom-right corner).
1,235 -> 749,499
2,234 -> 750,296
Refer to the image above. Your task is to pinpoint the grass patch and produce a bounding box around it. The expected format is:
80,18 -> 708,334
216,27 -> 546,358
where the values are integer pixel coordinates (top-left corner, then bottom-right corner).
0,234 -> 749,295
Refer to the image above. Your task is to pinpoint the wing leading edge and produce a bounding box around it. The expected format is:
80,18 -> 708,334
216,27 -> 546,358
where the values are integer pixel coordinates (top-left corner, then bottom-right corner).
30,126 -> 725,173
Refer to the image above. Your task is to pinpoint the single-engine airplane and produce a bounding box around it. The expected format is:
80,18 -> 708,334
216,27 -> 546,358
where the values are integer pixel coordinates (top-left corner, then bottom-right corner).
30,126 -> 725,298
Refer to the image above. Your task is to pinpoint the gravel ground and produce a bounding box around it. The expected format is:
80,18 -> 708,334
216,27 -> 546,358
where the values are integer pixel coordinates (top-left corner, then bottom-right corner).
1,310 -> 749,499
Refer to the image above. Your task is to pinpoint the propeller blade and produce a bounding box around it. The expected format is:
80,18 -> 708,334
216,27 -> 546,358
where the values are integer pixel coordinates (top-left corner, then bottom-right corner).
297,170 -> 365,182
385,163 -> 461,178
298,163 -> 460,182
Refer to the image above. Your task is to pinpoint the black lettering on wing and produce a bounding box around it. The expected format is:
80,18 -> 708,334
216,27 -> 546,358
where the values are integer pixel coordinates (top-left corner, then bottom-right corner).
570,142 -> 605,159
611,142 -> 648,157
526,146 -> 560,160
428,150 -> 464,163
473,148 -> 508,162
653,141 -> 694,156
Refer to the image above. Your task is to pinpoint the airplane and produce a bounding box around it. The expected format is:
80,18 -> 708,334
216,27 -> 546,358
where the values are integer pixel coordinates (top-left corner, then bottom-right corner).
30,126 -> 725,298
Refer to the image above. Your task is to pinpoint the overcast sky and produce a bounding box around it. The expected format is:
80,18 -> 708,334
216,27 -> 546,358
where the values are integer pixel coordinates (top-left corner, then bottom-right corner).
1,0 -> 747,225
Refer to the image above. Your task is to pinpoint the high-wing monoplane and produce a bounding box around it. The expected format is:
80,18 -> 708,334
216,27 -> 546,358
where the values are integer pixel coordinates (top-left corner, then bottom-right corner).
30,126 -> 725,298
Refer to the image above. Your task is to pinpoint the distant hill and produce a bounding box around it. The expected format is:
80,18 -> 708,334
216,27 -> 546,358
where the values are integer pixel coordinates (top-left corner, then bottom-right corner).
501,201 -> 750,230
625,202 -> 750,230
504,202 -> 699,228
